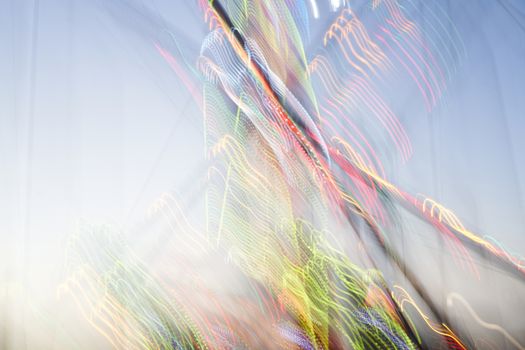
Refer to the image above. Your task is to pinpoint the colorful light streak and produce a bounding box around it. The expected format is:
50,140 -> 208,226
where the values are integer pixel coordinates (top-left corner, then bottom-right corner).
60,1 -> 525,349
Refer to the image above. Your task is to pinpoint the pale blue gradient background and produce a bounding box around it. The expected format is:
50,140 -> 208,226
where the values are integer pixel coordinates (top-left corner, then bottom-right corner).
0,0 -> 524,348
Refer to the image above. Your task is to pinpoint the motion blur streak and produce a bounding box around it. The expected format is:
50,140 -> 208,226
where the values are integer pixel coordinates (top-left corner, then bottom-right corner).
1,0 -> 524,349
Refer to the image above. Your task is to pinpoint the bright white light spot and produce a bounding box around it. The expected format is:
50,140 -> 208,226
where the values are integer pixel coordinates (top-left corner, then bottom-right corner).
330,0 -> 342,11
309,0 -> 319,19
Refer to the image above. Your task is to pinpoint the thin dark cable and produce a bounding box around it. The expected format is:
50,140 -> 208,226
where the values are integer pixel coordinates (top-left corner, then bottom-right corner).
497,0 -> 525,33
